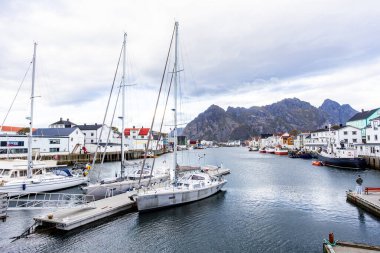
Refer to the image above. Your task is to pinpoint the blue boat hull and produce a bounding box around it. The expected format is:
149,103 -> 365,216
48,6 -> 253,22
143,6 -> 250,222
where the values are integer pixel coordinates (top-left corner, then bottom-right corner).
317,154 -> 367,169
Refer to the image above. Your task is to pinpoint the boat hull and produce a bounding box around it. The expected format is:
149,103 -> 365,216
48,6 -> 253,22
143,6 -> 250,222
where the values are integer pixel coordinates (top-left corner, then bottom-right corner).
83,174 -> 169,199
1,177 -> 89,197
275,151 -> 288,155
317,154 -> 367,169
137,180 -> 226,212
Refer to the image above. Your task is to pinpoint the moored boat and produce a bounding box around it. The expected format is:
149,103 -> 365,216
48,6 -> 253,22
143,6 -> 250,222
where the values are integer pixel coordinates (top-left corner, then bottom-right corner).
136,22 -> 227,212
259,147 -> 266,153
266,147 -> 275,154
274,147 -> 288,155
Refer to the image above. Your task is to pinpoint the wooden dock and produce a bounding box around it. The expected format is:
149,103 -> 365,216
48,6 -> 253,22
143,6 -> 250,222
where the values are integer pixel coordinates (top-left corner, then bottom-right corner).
323,241 -> 380,253
34,191 -> 136,230
346,191 -> 380,217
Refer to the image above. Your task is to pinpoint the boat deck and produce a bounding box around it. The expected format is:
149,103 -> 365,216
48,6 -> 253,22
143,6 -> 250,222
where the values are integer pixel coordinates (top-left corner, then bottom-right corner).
346,191 -> 380,217
34,191 -> 136,230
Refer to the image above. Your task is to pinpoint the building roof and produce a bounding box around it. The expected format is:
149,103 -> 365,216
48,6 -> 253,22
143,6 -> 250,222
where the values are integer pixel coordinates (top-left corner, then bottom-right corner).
77,124 -> 103,131
0,126 -> 27,133
51,118 -> 76,126
370,116 -> 380,121
124,128 -> 150,136
33,128 -> 77,137
348,108 -> 380,122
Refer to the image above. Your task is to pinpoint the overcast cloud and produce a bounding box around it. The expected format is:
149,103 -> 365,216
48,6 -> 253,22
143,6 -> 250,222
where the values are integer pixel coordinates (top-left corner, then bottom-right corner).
1,0 -> 380,131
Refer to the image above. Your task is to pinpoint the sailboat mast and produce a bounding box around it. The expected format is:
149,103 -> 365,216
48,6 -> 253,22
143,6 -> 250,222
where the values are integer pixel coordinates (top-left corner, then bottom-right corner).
121,33 -> 127,178
27,42 -> 37,179
172,22 -> 179,182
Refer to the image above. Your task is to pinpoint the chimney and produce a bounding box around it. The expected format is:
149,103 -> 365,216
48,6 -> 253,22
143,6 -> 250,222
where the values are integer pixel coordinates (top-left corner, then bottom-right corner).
133,126 -> 135,129
362,109 -> 364,113
95,123 -> 97,126
60,117 -> 63,121
325,125 -> 328,129
67,118 -> 69,122
84,123 -> 86,126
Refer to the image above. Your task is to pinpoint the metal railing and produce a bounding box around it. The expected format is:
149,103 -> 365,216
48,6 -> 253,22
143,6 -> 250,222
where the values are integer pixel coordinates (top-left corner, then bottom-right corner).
7,192 -> 96,210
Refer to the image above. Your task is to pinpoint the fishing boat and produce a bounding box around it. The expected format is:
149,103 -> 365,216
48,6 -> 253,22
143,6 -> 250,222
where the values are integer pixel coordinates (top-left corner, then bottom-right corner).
274,146 -> 288,155
249,146 -> 259,152
317,126 -> 366,169
0,43 -> 88,196
266,147 -> 275,154
259,147 -> 266,153
136,22 -> 227,212
82,34 -> 169,199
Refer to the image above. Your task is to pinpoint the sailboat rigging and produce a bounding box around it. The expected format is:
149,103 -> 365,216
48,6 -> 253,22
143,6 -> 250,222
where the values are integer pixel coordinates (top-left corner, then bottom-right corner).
82,34 -> 169,199
136,22 -> 227,212
0,43 -> 89,196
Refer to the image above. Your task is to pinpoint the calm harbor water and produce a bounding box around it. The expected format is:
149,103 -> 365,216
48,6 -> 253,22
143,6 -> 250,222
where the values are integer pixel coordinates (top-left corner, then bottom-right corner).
2,147 -> 380,253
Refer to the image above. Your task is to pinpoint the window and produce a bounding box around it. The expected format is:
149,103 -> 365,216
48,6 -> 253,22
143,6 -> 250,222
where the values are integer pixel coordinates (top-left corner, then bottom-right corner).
376,135 -> 378,141
71,137 -> 73,141
49,139 -> 60,144
360,146 -> 363,151
84,133 -> 86,136
91,133 -> 94,136
49,148 -> 60,152
91,140 -> 94,143
343,131 -> 348,135
9,148 -> 28,154
353,139 -> 357,143
352,131 -> 357,135
344,139 -> 348,143
1,141 -> 24,147
368,135 -> 371,141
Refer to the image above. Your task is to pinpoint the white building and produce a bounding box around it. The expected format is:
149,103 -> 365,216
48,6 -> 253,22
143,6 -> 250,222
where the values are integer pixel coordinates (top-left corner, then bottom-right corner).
49,118 -> 77,128
124,127 -> 164,151
356,117 -> 380,158
77,124 -> 113,145
305,126 -> 362,152
293,133 -> 311,150
0,127 -> 85,158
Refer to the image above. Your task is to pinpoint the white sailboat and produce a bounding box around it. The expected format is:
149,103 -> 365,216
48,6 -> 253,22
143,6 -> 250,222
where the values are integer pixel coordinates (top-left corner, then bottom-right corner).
82,34 -> 169,199
136,22 -> 227,212
0,43 -> 89,197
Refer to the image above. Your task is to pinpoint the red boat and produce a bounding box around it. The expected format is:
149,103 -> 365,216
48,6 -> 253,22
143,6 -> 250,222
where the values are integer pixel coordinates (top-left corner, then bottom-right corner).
259,148 -> 266,153
275,147 -> 288,155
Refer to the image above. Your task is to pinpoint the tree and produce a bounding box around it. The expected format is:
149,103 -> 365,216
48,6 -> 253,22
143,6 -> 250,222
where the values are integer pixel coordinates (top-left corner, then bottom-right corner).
111,126 -> 120,134
17,127 -> 31,135
289,129 -> 300,136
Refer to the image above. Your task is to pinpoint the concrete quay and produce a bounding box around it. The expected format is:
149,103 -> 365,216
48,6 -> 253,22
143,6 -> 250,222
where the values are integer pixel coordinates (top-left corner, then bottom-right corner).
346,191 -> 380,218
323,241 -> 380,253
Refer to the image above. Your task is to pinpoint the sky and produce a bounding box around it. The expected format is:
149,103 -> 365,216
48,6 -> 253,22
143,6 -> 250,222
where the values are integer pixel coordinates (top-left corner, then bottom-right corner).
1,0 -> 380,131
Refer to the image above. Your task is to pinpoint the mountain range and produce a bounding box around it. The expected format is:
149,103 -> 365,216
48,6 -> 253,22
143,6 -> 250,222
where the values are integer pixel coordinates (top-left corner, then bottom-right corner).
182,98 -> 358,141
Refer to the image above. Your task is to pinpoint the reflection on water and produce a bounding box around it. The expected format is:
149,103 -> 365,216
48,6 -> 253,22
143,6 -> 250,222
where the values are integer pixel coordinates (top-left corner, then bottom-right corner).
2,147 -> 380,253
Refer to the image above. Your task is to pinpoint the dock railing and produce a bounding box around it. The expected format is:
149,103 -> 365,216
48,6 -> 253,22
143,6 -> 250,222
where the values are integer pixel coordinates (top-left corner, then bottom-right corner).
7,192 -> 96,210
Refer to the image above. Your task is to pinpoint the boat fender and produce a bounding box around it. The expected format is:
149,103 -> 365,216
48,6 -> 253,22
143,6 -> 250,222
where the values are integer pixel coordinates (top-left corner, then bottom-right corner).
22,183 -> 26,190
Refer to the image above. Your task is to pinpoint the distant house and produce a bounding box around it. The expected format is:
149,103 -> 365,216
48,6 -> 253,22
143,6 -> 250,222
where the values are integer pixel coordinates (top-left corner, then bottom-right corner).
33,127 -> 85,154
293,132 -> 310,150
0,127 -> 84,157
49,118 -> 77,128
124,127 -> 164,150
77,124 -> 112,145
356,117 -> 380,159
346,108 -> 380,138
169,127 -> 187,146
